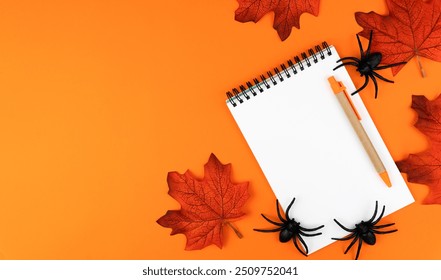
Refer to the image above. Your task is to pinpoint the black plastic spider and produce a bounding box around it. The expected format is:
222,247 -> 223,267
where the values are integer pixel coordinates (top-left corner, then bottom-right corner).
333,30 -> 406,98
332,201 -> 397,260
254,197 -> 324,256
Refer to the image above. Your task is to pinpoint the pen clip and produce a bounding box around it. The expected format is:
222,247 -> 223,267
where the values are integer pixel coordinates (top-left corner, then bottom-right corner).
328,76 -> 361,120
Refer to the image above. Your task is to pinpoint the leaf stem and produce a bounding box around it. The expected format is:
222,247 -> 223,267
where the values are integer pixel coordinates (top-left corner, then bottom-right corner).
225,221 -> 243,239
416,55 -> 426,78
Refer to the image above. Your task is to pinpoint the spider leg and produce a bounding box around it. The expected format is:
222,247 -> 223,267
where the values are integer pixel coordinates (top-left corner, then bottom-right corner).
368,73 -> 379,98
299,230 -> 322,237
275,200 -> 287,223
372,71 -> 394,83
260,214 -> 284,226
365,30 -> 373,57
366,201 -> 379,224
293,236 -> 308,256
373,223 -> 395,229
284,197 -> 296,221
333,62 -> 359,71
333,219 -> 356,233
373,229 -> 398,234
375,61 -> 407,70
356,34 -> 365,60
299,224 -> 324,232
332,232 -> 356,241
344,235 -> 359,254
350,75 -> 369,96
336,57 -> 361,63
355,237 -> 363,260
253,228 -> 283,233
297,234 -> 309,255
372,205 -> 386,225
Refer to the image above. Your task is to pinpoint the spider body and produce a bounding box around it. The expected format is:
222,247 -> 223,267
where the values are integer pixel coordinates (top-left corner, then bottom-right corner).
357,221 -> 376,245
357,52 -> 382,75
254,197 -> 324,256
279,219 -> 301,242
333,31 -> 406,98
332,201 -> 397,260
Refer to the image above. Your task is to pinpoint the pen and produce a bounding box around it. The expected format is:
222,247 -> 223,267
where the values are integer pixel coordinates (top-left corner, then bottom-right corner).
328,76 -> 392,187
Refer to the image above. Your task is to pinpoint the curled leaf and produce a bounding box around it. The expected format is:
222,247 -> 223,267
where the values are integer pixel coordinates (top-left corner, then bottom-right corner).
397,95 -> 441,204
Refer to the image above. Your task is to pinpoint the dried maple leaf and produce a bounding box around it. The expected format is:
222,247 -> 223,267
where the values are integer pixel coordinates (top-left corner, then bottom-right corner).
235,0 -> 320,41
157,154 -> 249,250
397,95 -> 441,204
355,0 -> 441,77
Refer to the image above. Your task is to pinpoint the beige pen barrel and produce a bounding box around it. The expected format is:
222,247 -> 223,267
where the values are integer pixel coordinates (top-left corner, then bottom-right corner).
335,92 -> 391,187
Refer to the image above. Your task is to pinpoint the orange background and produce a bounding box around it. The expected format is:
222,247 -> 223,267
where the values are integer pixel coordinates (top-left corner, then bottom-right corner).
0,0 -> 439,259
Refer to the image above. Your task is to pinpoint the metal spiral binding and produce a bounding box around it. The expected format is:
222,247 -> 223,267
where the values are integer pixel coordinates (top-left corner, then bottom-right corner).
226,42 -> 332,107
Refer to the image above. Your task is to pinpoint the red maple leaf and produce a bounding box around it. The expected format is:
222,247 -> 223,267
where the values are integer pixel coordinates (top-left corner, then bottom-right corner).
355,0 -> 441,76
396,95 -> 441,204
157,154 -> 249,250
235,0 -> 320,41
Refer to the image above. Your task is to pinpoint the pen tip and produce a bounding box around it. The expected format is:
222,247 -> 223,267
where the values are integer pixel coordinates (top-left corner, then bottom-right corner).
379,171 -> 392,187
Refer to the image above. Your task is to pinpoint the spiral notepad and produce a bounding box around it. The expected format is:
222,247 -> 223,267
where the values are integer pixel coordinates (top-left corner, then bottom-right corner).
226,43 -> 414,254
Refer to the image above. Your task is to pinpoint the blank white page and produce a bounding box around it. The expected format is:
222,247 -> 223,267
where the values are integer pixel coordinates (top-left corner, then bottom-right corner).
226,45 -> 414,254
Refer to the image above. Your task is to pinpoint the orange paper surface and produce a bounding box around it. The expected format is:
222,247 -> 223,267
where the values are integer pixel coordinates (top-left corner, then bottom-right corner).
0,0 -> 439,259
